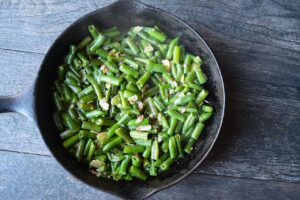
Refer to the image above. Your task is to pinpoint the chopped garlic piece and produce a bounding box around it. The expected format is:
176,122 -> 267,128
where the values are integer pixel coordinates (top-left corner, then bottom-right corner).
137,101 -> 144,111
162,59 -> 171,71
144,44 -> 154,53
90,160 -> 105,168
136,115 -> 144,123
136,125 -> 152,131
128,95 -> 138,104
99,99 -> 109,110
132,26 -> 143,32
179,107 -> 187,113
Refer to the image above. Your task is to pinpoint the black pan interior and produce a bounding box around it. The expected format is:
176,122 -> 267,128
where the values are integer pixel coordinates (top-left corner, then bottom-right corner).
34,0 -> 225,199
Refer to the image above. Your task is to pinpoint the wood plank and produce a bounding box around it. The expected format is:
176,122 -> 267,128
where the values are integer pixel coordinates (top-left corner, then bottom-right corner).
195,79 -> 300,183
0,0 -> 299,86
0,48 -> 299,183
0,150 -> 299,200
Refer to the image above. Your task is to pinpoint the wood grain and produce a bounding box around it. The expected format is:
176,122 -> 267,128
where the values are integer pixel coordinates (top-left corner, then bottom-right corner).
0,0 -> 299,199
0,151 -> 299,200
0,0 -> 299,87
0,49 -> 299,182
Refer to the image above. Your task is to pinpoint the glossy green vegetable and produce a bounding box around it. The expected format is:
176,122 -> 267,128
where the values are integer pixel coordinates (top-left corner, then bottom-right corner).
53,25 -> 213,181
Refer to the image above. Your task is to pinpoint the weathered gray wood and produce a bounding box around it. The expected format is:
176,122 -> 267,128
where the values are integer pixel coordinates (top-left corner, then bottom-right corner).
0,0 -> 299,199
195,79 -> 300,183
0,150 -> 299,200
0,0 -> 299,86
0,50 -> 299,182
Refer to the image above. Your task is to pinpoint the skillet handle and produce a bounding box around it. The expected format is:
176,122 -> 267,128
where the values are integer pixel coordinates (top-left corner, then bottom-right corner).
0,84 -> 35,121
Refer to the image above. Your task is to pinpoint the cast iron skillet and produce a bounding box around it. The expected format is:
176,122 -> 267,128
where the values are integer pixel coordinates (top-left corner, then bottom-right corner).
0,0 -> 225,199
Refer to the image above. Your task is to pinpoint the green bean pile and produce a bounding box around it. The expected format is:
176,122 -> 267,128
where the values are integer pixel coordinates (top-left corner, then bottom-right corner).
53,25 -> 213,181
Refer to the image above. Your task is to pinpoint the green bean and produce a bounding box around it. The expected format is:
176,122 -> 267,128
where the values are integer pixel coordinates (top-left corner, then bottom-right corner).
168,136 -> 178,159
147,62 -> 167,73
125,37 -> 139,55
62,112 -> 80,130
185,70 -> 196,83
53,92 -> 64,111
202,105 -> 213,113
77,52 -> 89,66
68,107 -> 79,122
136,31 -> 160,46
124,145 -> 145,154
175,121 -> 183,134
151,138 -> 159,160
103,136 -> 123,152
115,128 -> 133,143
82,121 -> 101,132
132,155 -> 142,168
195,89 -> 209,105
153,97 -> 166,111
117,112 -> 132,125
89,33 -> 106,53
95,118 -> 116,126
77,36 -> 92,50
79,130 -> 96,139
60,129 -> 77,140
88,25 -> 98,39
167,117 -> 178,136
54,25 -> 213,181
104,60 -> 118,73
100,74 -> 122,86
183,113 -> 197,132
119,155 -> 131,175
86,74 -> 103,100
129,166 -> 148,181
128,118 -> 149,127
119,91 -> 129,109
145,28 -> 166,42
191,122 -> 205,140
143,145 -> 151,159
174,94 -> 195,106
154,153 -> 169,167
148,98 -> 158,116
120,64 -> 139,78
136,71 -> 151,89
184,138 -> 196,154
130,131 -> 149,141
124,89 -> 137,98
172,46 -> 180,64
166,37 -> 179,59
134,57 -> 149,65
124,58 -> 139,69
65,45 -> 76,65
199,112 -> 213,122
174,134 -> 183,158
159,157 -> 174,172
150,160 -> 157,176
87,142 -> 96,161
95,48 -> 109,59
161,140 -> 169,153
107,123 -> 120,138
75,139 -> 86,161
96,132 -> 109,147
186,101 -> 198,113
193,63 -> 207,84
77,86 -> 93,97
79,93 -> 97,103
63,133 -> 80,149
126,83 -> 139,93
167,109 -> 185,122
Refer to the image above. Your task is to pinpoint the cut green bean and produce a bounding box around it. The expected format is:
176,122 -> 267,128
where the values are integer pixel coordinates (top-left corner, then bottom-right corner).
54,24 -> 213,181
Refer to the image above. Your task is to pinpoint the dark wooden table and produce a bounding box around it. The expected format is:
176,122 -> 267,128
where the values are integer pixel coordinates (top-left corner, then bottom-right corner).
0,0 -> 299,199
